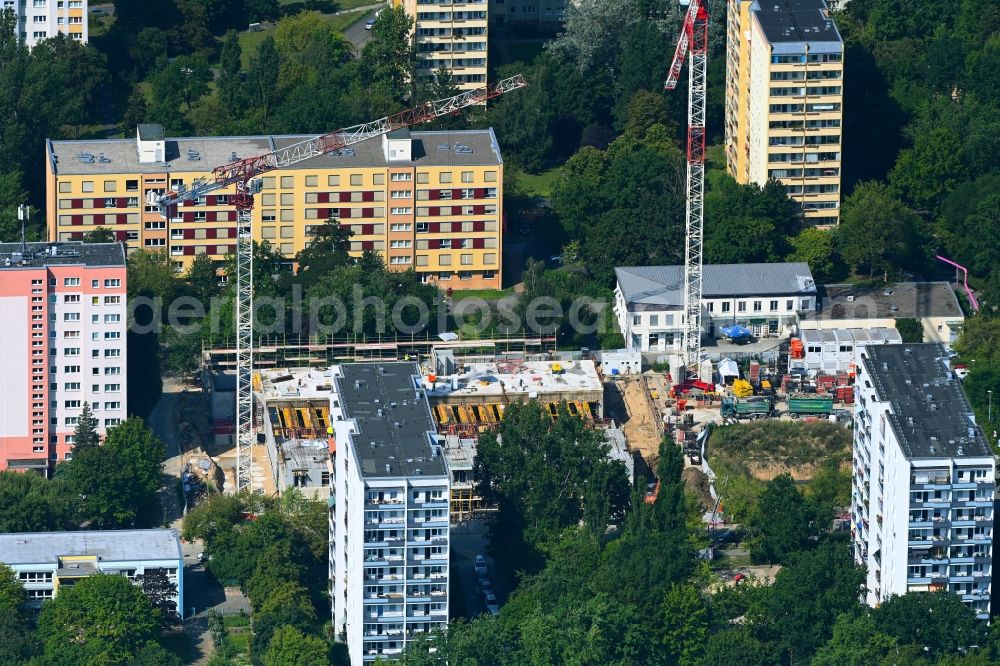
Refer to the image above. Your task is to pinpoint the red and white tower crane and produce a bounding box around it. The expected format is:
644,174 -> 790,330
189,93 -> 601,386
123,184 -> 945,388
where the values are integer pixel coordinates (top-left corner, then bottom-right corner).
665,0 -> 709,372
151,75 -> 527,493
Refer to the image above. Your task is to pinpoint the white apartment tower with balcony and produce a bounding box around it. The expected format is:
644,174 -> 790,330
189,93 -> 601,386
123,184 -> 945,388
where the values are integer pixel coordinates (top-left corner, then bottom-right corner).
393,0 -> 488,91
330,362 -> 450,664
852,343 -> 994,620
3,0 -> 88,47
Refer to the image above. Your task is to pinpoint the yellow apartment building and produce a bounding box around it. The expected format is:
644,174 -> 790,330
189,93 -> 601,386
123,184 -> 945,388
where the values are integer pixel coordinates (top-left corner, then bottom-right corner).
725,0 -> 844,226
46,125 -> 505,290
392,0 -> 488,91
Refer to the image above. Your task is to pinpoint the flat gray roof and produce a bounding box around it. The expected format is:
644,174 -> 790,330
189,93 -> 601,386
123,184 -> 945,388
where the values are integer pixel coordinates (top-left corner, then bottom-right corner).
0,529 -> 182,565
752,0 -> 843,48
616,263 -> 816,310
862,344 -> 991,460
49,129 -> 502,176
816,282 -> 964,321
0,242 -> 125,269
334,363 -> 446,479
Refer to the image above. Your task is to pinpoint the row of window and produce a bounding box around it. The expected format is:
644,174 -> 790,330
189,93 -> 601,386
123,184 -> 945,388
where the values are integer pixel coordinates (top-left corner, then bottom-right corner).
768,134 -> 840,147
631,299 -> 812,326
28,0 -> 85,7
58,170 -> 500,196
769,118 -> 841,130
771,53 -> 842,64
768,151 -> 841,164
59,348 -> 122,359
61,278 -> 122,288
770,102 -> 841,113
768,167 -> 839,179
770,69 -> 842,81
769,85 -> 842,97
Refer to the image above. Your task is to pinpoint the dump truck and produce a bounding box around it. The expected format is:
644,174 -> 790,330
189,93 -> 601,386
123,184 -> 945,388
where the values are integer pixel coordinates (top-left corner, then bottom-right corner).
721,397 -> 774,421
786,394 -> 834,418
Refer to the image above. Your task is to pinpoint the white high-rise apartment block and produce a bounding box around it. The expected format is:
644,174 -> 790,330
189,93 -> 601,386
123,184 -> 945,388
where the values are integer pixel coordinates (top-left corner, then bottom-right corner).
3,0 -> 88,48
330,362 -> 450,664
852,343 -> 994,620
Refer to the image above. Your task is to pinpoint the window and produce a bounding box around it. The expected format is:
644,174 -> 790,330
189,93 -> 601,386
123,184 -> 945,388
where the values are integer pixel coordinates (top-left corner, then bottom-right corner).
64,294 -> 80,303
458,271 -> 473,280
392,173 -> 412,182
461,171 -> 474,183
632,315 -> 641,326
649,314 -> 659,326
104,384 -> 121,392
64,400 -> 81,409
104,402 -> 121,410
801,299 -> 811,310
390,207 -> 412,215
390,256 -> 411,265
64,382 -> 80,390
104,366 -> 121,375
104,314 -> 121,323
104,279 -> 121,288
439,172 -> 452,184
64,365 -> 80,373
439,239 -> 452,250
104,296 -> 121,304
64,277 -> 80,287
390,223 -> 412,232
105,418 -> 122,427
65,417 -> 79,426
104,332 -> 121,340
707,302 -> 714,313
105,349 -> 121,358
722,302 -> 730,313
786,300 -> 794,311
64,348 -> 80,356
753,301 -> 762,312
737,301 -> 746,312
64,313 -> 80,322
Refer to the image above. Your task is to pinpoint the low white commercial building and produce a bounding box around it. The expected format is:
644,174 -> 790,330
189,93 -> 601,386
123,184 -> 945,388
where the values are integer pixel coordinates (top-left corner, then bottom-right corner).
803,282 -> 965,344
791,327 -> 902,375
852,344 -> 994,620
330,363 -> 450,664
614,263 -> 817,352
0,529 -> 183,614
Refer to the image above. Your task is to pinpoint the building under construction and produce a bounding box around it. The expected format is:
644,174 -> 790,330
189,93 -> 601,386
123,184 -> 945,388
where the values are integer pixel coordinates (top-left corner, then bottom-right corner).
255,367 -> 334,499
421,351 -> 605,437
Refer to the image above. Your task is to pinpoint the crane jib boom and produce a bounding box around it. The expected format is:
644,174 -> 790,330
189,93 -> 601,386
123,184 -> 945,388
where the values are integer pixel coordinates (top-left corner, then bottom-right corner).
151,74 -> 527,212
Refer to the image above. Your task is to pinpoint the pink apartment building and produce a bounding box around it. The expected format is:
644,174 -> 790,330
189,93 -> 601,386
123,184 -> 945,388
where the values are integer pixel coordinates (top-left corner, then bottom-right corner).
0,242 -> 127,474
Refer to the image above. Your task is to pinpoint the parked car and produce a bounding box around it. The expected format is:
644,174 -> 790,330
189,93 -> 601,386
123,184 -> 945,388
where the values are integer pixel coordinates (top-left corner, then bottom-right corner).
483,591 -> 497,606
480,577 -> 493,594
486,603 -> 500,616
365,19 -> 375,30
474,554 -> 487,577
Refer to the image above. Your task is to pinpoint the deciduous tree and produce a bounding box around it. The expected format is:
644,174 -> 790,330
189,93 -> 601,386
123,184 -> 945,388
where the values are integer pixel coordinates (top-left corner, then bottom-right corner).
36,574 -> 161,665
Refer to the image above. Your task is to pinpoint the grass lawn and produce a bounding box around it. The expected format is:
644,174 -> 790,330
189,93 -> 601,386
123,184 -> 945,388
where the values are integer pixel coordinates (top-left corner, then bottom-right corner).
519,166 -> 561,198
222,612 -> 251,629
234,7 -> 371,66
705,143 -> 728,190
452,288 -> 513,301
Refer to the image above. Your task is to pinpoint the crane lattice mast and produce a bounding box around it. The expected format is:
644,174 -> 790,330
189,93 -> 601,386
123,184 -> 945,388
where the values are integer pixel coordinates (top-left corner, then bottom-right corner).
665,0 -> 709,372
150,75 -> 527,494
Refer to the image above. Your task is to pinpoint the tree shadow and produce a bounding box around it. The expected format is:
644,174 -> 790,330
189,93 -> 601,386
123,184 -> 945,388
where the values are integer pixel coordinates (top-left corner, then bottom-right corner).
280,0 -> 340,16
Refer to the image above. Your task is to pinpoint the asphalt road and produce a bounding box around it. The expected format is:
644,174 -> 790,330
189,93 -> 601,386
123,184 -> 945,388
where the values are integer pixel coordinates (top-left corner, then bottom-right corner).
343,7 -> 380,52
